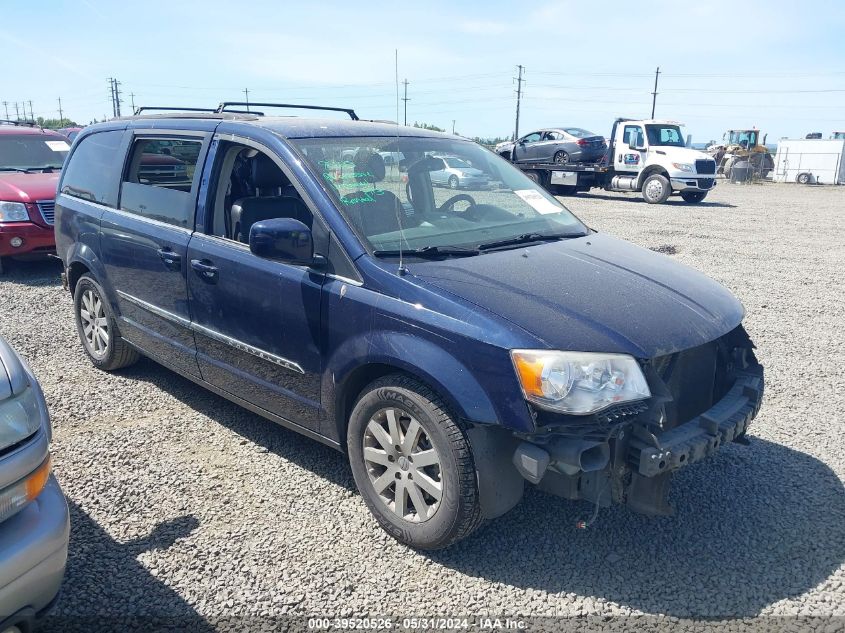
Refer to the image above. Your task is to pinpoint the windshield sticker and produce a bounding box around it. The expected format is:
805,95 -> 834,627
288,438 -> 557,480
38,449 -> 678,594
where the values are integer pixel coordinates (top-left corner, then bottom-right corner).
513,189 -> 561,215
45,140 -> 71,152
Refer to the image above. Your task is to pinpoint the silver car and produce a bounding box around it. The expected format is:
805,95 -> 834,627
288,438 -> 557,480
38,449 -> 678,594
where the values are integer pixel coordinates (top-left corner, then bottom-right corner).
0,337 -> 68,630
428,155 -> 490,189
496,127 -> 607,164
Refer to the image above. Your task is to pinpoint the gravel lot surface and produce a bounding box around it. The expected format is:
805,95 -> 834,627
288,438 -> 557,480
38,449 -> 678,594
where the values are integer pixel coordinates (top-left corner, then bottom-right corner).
1,181 -> 843,630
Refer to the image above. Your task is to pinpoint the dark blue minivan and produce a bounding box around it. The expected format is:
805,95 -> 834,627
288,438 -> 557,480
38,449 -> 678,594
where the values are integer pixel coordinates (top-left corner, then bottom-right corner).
54,105 -> 763,549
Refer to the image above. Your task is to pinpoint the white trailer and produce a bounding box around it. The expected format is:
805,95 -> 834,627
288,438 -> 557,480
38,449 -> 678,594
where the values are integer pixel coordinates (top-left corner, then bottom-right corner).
773,138 -> 845,185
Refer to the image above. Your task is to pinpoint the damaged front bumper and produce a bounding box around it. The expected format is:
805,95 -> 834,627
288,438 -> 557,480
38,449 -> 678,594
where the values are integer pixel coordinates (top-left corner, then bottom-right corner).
507,338 -> 764,517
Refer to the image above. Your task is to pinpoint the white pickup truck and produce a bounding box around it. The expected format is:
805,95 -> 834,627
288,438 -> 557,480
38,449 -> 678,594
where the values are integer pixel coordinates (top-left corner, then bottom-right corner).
511,118 -> 718,204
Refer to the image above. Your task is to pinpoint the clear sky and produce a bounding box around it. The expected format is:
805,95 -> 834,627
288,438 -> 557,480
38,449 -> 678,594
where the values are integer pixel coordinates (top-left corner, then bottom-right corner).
2,0 -> 844,142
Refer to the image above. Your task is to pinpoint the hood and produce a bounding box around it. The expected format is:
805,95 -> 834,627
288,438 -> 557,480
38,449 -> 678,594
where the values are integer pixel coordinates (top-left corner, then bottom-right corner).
0,172 -> 59,203
653,146 -> 713,163
411,233 -> 743,358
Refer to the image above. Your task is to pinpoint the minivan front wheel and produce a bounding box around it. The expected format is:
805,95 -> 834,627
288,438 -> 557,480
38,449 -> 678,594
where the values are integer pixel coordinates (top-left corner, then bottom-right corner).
347,375 -> 483,549
74,274 -> 139,371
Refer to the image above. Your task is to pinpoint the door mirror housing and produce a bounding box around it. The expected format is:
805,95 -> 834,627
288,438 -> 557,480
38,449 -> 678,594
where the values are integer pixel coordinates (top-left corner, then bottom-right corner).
249,218 -> 322,267
628,141 -> 643,151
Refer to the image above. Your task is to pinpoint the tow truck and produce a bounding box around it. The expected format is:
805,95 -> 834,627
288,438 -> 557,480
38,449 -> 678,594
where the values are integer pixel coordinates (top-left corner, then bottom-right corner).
510,118 -> 717,204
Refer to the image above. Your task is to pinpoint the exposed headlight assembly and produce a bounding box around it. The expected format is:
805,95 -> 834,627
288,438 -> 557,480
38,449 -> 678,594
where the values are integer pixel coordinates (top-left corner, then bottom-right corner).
672,162 -> 695,173
0,201 -> 30,222
511,350 -> 650,415
0,387 -> 42,452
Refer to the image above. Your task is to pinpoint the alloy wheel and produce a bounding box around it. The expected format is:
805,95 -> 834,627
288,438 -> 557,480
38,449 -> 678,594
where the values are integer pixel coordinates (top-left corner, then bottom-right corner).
645,179 -> 664,201
80,288 -> 109,358
363,407 -> 443,522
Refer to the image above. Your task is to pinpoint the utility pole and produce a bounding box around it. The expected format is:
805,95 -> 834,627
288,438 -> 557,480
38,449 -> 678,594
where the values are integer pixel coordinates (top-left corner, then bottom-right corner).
2,102 -> 8,119
452,120 -> 456,135
14,102 -> 20,120
113,79 -> 122,117
28,100 -> 34,121
130,92 -> 136,113
513,64 -> 525,141
243,88 -> 250,112
650,66 -> 660,119
401,79 -> 409,126
108,78 -> 116,117
57,97 -> 63,122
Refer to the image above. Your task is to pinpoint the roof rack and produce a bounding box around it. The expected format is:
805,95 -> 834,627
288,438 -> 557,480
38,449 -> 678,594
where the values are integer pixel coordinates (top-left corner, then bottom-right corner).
133,106 -> 265,117
134,106 -> 216,115
215,101 -> 359,120
0,119 -> 39,127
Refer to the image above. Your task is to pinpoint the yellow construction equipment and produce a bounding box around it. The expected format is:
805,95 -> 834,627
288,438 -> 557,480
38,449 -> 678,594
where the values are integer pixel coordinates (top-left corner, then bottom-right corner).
707,128 -> 774,179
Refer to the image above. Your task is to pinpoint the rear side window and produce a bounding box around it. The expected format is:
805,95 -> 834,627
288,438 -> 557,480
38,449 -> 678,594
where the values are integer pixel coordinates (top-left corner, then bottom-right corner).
120,137 -> 203,228
60,130 -> 125,206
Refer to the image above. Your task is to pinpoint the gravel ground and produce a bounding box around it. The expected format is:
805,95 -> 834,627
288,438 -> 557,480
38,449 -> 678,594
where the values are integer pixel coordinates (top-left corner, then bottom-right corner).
1,181 -> 843,630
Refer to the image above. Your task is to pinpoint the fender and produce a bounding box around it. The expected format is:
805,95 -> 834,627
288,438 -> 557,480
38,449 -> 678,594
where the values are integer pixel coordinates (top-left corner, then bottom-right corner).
63,242 -> 118,311
325,330 -> 503,442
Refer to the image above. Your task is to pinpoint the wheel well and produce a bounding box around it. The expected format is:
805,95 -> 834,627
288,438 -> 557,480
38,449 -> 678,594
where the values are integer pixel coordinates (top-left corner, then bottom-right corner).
336,362 -> 460,450
67,261 -> 90,294
638,165 -> 670,188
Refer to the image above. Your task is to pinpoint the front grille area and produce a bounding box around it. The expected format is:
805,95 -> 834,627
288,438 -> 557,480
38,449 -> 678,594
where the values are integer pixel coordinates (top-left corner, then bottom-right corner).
651,333 -> 737,430
698,178 -> 715,189
36,200 -> 55,225
695,159 -> 716,174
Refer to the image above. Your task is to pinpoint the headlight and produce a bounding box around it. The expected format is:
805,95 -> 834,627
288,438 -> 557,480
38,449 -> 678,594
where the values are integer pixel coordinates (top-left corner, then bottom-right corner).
672,163 -> 694,173
0,456 -> 51,524
0,387 -> 42,452
511,350 -> 650,415
0,201 -> 30,222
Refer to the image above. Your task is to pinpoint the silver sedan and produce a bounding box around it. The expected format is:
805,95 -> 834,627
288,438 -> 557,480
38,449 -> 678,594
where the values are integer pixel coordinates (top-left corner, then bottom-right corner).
428,155 -> 490,190
0,337 -> 69,630
496,127 -> 607,164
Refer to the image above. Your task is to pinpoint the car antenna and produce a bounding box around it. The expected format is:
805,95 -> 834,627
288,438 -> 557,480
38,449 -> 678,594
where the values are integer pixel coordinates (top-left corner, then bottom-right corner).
394,49 -> 408,276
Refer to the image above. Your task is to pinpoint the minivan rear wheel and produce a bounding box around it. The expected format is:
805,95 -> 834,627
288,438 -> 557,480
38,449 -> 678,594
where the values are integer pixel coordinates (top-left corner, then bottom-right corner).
74,274 -> 139,371
347,375 -> 483,549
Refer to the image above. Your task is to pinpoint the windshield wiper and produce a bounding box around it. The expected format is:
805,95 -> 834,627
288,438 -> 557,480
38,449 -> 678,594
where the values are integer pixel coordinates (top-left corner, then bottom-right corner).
372,245 -> 480,259
477,232 -> 583,251
0,167 -> 28,173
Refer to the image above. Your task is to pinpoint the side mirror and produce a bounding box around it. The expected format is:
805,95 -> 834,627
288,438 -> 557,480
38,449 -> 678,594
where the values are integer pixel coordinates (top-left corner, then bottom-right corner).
518,139 -> 526,145
249,218 -> 322,267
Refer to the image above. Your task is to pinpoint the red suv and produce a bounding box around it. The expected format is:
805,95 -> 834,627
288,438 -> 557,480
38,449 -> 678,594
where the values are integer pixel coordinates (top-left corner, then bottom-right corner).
0,121 -> 70,274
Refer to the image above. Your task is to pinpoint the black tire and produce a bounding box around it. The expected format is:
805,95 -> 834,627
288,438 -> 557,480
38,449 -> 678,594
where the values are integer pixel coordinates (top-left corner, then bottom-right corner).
347,374 -> 483,550
680,191 -> 707,203
74,274 -> 140,371
448,175 -> 459,189
641,173 -> 672,204
553,150 -> 569,164
797,172 -> 811,185
0,257 -> 6,276
524,171 -> 540,185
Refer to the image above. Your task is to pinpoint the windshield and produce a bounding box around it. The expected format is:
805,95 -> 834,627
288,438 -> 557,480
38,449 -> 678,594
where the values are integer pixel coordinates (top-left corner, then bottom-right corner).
728,130 -> 758,148
0,134 -> 69,171
645,124 -> 685,148
562,128 -> 593,138
290,136 -> 588,254
443,157 -> 472,169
